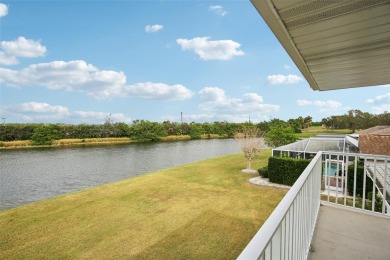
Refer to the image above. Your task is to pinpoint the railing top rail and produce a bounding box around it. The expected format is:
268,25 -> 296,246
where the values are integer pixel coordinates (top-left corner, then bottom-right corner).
237,151 -> 323,259
322,151 -> 390,159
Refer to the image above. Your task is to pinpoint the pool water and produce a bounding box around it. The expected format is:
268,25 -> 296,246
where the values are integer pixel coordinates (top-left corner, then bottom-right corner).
323,163 -> 343,177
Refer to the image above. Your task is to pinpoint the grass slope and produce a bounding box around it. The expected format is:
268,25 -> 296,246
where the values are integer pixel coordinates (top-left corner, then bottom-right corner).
0,150 -> 285,259
296,126 -> 352,138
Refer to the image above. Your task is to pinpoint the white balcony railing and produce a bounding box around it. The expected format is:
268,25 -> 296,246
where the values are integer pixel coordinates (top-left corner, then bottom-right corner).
239,151 -> 390,259
238,152 -> 323,260
322,152 -> 390,215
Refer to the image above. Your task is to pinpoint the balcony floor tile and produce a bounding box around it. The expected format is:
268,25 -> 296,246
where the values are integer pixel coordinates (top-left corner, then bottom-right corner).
308,204 -> 390,260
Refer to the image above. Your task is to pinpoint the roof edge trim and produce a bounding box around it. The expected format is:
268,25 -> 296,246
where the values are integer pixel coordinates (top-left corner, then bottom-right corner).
251,0 -> 319,90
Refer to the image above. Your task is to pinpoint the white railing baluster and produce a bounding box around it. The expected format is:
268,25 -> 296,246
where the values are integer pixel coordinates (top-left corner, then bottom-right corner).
353,158 -> 357,208
362,157 -> 367,210
239,151 -> 390,259
326,153 -> 331,202
343,154 -> 347,206
335,154 -> 340,204
383,159 -> 387,214
322,152 -> 390,216
238,152 -> 322,260
373,158 -> 377,212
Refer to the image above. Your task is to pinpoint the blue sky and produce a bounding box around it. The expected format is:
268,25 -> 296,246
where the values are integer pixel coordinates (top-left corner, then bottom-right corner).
0,1 -> 389,124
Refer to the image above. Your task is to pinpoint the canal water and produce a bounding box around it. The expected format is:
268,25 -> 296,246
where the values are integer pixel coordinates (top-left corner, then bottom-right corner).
0,139 -> 240,210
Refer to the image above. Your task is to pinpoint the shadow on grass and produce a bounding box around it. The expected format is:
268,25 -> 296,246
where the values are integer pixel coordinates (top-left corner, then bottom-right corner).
134,210 -> 255,259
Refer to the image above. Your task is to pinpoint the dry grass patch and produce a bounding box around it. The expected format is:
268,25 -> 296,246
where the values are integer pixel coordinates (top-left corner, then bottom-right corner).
53,137 -> 132,146
201,134 -> 227,139
159,135 -> 192,141
1,140 -> 31,147
0,150 -> 285,259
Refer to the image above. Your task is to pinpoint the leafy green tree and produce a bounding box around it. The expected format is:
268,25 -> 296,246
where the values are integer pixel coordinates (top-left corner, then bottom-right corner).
303,116 -> 312,129
265,125 -> 297,148
129,120 -> 167,141
113,122 -> 131,137
287,118 -> 302,133
188,122 -> 204,139
31,124 -> 61,145
163,121 -> 179,135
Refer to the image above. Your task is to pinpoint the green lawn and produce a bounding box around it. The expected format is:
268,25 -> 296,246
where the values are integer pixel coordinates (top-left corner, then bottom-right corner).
0,150 -> 286,259
295,126 -> 352,138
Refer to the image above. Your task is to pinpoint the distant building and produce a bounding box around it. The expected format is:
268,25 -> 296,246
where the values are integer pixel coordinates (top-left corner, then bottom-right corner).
358,126 -> 390,156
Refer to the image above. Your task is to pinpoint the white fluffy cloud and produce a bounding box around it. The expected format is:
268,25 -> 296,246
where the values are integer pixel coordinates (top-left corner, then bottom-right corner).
197,87 -> 279,121
296,99 -> 348,113
209,5 -> 227,16
4,102 -> 70,122
3,102 -> 131,123
371,104 -> 390,114
267,74 -> 303,85
0,37 -> 46,65
145,24 -> 163,33
366,92 -> 390,114
124,82 -> 194,100
366,93 -> 390,104
199,86 -> 226,102
0,51 -> 18,65
176,37 -> 244,61
16,102 -> 70,115
296,99 -> 342,108
0,60 -> 126,99
0,60 -> 193,100
0,3 -> 8,17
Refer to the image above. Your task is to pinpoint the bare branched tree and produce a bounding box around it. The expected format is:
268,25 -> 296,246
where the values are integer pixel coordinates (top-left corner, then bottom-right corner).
235,127 -> 265,172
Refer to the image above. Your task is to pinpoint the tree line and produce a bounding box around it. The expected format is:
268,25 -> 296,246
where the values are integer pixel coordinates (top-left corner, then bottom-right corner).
321,109 -> 390,133
0,110 -> 388,145
0,120 -> 245,144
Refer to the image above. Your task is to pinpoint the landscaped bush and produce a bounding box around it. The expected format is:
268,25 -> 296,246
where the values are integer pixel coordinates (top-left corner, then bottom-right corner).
347,163 -> 373,197
258,166 -> 269,178
268,156 -> 311,186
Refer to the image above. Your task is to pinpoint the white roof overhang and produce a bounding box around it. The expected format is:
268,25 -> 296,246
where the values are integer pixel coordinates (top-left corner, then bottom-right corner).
251,0 -> 390,91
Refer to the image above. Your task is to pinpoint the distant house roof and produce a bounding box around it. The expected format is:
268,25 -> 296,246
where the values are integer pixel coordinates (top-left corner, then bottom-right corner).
359,134 -> 390,156
251,0 -> 390,91
358,126 -> 390,135
359,126 -> 390,155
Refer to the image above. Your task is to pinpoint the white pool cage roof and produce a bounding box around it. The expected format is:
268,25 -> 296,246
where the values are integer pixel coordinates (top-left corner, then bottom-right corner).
272,135 -> 359,158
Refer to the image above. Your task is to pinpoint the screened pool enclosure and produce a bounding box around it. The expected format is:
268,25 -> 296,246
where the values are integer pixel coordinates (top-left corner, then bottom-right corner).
272,135 -> 359,159
272,135 -> 361,195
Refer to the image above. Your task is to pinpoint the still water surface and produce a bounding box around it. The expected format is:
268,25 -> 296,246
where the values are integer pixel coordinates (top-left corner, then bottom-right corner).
0,139 -> 240,210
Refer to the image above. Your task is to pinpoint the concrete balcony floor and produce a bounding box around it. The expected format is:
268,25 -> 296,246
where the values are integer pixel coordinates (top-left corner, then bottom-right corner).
308,204 -> 390,260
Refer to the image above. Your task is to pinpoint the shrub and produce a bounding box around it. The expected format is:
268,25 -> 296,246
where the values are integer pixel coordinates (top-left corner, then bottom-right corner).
346,163 -> 373,198
268,156 -> 311,186
31,125 -> 62,146
352,192 -> 384,213
265,126 -> 297,148
258,166 -> 269,178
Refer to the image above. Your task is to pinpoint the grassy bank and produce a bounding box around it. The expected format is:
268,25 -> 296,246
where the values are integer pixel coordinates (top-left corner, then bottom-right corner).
296,126 -> 352,138
0,137 -> 133,149
0,150 -> 285,259
0,135 -> 231,149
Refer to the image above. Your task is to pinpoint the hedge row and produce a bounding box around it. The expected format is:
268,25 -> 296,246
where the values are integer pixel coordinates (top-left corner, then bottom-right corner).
347,163 -> 373,197
268,156 -> 311,186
